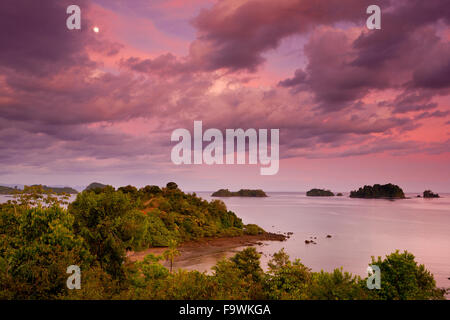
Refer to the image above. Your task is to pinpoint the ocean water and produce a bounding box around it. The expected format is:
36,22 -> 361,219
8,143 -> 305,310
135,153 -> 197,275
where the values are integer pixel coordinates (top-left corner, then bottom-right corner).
1,192 -> 449,289
197,192 -> 450,289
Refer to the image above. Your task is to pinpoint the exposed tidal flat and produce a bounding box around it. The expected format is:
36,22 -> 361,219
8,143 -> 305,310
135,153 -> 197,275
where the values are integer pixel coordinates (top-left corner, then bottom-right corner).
1,191 -> 449,290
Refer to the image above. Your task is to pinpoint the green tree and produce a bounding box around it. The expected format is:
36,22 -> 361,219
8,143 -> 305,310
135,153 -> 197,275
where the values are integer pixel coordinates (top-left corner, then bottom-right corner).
139,185 -> 162,198
69,189 -> 147,279
264,248 -> 311,299
230,247 -> 263,282
308,269 -> 368,300
166,182 -> 178,190
163,239 -> 180,273
0,204 -> 90,299
367,250 -> 446,300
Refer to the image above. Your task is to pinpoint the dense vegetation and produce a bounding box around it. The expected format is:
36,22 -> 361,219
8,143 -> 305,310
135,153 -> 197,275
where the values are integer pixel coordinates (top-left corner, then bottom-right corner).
306,189 -> 334,197
423,190 -> 440,198
350,184 -> 406,199
212,189 -> 267,197
0,184 -> 446,300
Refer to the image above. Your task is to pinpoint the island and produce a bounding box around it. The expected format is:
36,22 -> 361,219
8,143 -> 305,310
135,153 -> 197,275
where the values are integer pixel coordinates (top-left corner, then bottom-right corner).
31,185 -> 78,194
211,188 -> 268,197
0,186 -> 16,194
423,190 -> 440,198
306,188 -> 334,197
350,183 -> 405,199
0,184 -> 78,194
84,182 -> 108,191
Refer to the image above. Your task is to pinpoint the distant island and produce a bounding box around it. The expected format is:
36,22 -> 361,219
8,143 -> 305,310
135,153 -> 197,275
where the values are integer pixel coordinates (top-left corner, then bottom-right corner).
35,185 -> 78,194
0,184 -> 78,194
350,183 -> 405,199
84,182 -> 108,191
306,188 -> 334,197
0,186 -> 16,194
211,189 -> 267,197
423,190 -> 440,198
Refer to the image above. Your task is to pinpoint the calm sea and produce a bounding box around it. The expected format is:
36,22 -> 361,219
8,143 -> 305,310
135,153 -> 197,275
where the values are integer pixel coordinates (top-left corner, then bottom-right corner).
197,192 -> 450,290
1,192 -> 449,289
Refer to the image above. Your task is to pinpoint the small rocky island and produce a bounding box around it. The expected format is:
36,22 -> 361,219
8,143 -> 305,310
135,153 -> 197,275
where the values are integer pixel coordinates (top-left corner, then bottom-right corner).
306,188 -> 334,197
350,183 -> 405,199
211,189 -> 268,197
423,190 -> 440,198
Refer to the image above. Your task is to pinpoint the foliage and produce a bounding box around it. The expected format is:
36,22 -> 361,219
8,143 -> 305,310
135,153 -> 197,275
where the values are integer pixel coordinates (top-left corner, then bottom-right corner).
350,183 -> 405,199
139,185 -> 162,197
166,182 -> 178,190
367,250 -> 446,300
423,190 -> 440,198
307,269 -> 368,300
138,186 -> 246,242
69,188 -> 147,279
163,239 -> 180,273
230,247 -> 263,282
0,203 -> 91,299
212,189 -> 267,197
264,249 -> 311,299
306,189 -> 334,197
243,224 -> 264,235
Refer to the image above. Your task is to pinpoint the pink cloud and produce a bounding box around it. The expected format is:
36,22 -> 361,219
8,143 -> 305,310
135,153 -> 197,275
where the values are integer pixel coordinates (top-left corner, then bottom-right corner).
0,0 -> 448,191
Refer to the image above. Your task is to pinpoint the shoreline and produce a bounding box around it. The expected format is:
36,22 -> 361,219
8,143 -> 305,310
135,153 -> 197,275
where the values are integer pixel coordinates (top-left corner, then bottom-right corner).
126,232 -> 286,264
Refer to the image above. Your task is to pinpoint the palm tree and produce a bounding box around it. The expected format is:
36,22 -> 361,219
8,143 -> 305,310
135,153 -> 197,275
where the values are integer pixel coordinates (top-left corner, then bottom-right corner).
163,239 -> 180,273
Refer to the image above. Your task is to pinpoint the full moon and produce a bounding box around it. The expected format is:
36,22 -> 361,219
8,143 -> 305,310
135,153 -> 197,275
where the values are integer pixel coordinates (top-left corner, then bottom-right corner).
93,26 -> 99,33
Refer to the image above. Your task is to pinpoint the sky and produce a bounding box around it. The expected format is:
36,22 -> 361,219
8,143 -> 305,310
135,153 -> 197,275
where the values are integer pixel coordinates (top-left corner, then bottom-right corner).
0,0 -> 449,192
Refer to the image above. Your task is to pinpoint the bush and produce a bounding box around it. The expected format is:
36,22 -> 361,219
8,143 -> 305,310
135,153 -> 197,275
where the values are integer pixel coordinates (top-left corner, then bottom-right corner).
244,224 -> 264,235
69,189 -> 147,278
366,250 -> 446,300
0,204 -> 91,299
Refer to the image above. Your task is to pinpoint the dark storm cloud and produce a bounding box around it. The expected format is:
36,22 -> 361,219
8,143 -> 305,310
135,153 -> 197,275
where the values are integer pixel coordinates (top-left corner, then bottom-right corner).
279,28 -> 389,111
0,0 -> 448,181
414,110 -> 450,120
190,0 -> 391,72
120,53 -> 193,77
279,0 -> 450,113
0,0 -> 96,76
